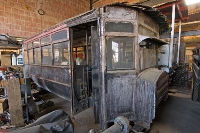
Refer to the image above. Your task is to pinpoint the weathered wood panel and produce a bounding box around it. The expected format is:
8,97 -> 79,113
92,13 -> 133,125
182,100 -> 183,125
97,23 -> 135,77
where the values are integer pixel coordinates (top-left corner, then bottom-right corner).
106,75 -> 137,121
103,68 -> 168,129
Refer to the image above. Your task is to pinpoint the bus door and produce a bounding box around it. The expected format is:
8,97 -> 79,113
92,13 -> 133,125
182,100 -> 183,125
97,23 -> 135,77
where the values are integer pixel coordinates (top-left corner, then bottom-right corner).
71,28 -> 91,115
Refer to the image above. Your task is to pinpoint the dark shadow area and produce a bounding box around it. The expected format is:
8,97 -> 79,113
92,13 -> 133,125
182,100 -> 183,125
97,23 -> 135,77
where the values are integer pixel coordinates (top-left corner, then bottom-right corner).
149,89 -> 200,133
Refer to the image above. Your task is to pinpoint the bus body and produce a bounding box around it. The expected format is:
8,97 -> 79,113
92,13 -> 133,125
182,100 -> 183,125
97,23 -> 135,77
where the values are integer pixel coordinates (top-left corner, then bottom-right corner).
23,3 -> 170,130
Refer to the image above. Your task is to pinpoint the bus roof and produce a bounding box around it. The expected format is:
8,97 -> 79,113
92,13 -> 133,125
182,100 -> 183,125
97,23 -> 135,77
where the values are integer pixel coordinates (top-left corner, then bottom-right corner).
24,2 -> 169,42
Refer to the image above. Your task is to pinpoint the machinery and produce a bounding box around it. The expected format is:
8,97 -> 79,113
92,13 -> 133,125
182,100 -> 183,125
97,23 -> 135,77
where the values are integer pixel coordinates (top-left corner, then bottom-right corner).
23,3 -> 179,132
192,45 -> 200,102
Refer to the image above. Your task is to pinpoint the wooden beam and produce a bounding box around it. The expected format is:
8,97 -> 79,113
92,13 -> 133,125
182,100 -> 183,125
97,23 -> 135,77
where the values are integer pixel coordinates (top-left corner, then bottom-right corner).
138,0 -> 176,7
188,6 -> 200,15
168,17 -> 189,22
183,36 -> 200,43
155,0 -> 182,10
186,42 -> 200,46
160,30 -> 200,38
162,6 -> 188,15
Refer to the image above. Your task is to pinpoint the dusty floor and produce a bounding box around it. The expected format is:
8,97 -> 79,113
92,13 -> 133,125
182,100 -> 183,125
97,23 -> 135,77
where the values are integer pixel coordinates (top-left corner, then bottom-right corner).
149,87 -> 200,133
40,86 -> 200,133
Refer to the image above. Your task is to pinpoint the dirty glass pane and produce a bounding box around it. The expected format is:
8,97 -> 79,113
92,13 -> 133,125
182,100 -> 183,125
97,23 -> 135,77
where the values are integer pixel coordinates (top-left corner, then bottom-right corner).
53,41 -> 69,66
41,36 -> 50,46
27,43 -> 32,49
24,50 -> 28,64
105,22 -> 134,33
52,30 -> 67,42
28,49 -> 33,64
42,45 -> 52,65
106,37 -> 134,70
77,52 -> 85,60
33,39 -> 40,47
34,48 -> 41,64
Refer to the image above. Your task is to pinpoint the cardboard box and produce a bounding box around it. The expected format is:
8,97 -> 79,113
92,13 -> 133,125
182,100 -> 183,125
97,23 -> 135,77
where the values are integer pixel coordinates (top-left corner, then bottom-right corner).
1,51 -> 11,67
0,98 -> 7,113
1,80 -> 7,87
20,78 -> 24,84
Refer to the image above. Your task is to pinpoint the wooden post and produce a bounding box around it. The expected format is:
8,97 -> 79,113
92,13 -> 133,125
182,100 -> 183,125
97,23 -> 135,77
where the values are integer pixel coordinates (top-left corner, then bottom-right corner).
6,78 -> 24,127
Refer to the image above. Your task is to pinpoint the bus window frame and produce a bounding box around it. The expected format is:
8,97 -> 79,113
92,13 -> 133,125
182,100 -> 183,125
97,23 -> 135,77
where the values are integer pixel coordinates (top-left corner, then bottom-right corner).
24,27 -> 69,67
52,41 -> 69,66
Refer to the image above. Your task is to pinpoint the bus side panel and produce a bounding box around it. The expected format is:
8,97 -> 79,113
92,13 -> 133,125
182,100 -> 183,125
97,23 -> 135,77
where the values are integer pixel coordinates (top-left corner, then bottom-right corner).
25,65 -> 72,101
105,75 -> 137,122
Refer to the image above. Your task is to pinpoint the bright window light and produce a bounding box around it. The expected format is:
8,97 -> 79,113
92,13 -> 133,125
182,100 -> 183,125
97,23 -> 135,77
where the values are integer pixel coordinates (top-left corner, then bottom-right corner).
185,0 -> 200,5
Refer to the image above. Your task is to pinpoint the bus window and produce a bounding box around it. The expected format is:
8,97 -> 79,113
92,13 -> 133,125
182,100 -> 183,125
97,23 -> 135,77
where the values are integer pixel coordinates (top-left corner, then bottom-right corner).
53,41 -> 68,66
33,39 -> 40,47
34,48 -> 41,64
105,21 -> 134,33
42,45 -> 52,65
52,30 -> 67,42
41,36 -> 50,46
27,43 -> 32,49
106,37 -> 134,70
73,47 -> 85,63
28,49 -> 33,64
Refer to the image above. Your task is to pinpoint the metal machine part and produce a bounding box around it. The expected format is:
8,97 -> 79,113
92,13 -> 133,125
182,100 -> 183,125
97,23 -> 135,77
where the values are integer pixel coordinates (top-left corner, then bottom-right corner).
192,45 -> 200,102
90,116 -> 130,133
91,116 -> 148,133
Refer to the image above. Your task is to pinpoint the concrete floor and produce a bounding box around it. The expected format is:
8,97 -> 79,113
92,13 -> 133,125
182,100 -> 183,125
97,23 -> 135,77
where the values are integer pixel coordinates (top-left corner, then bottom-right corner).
149,87 -> 200,133
41,86 -> 200,133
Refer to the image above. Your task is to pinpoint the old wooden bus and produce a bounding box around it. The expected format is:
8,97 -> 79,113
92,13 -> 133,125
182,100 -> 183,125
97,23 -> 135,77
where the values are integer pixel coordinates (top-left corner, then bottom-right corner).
23,3 -> 170,131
